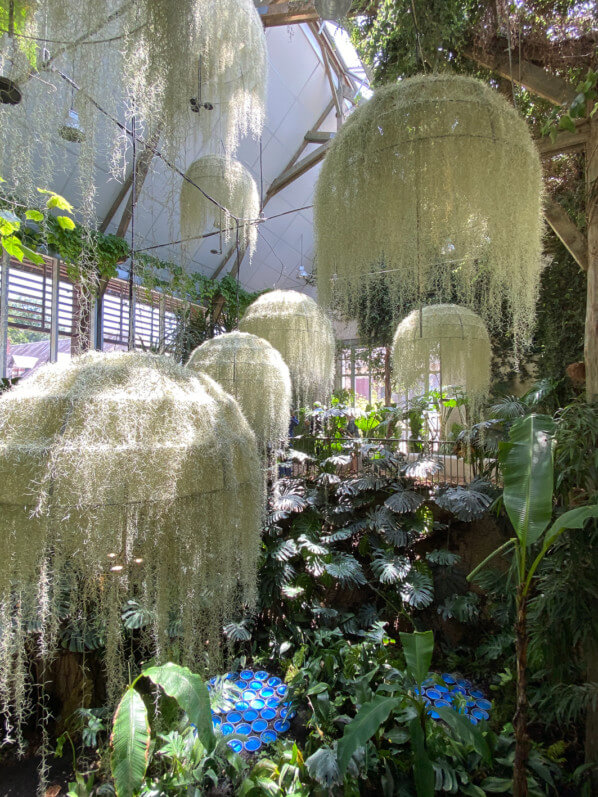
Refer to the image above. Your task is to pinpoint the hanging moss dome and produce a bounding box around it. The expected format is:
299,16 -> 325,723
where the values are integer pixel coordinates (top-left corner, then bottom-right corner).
314,74 -> 544,352
392,304 -> 491,402
239,290 -> 335,407
187,331 -> 292,448
180,155 -> 259,258
0,351 -> 262,730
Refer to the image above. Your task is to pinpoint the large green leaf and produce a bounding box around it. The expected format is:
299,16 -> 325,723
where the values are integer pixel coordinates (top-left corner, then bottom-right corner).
499,414 -> 555,547
143,663 -> 215,752
110,687 -> 150,797
435,707 -> 491,764
409,717 -> 435,797
543,505 -> 598,551
399,630 -> 434,687
337,694 -> 399,774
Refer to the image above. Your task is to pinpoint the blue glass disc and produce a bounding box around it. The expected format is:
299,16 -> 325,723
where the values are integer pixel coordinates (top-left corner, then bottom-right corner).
244,737 -> 262,752
227,739 -> 243,753
261,730 -> 277,744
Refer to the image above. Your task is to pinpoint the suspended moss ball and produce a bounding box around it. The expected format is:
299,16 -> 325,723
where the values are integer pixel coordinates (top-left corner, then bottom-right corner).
0,351 -> 262,735
314,75 -> 544,352
180,155 -> 259,258
187,332 -> 292,448
392,304 -> 491,403
239,290 -> 335,407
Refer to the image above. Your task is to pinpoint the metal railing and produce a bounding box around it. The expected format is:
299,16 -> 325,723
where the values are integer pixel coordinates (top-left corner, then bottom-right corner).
286,436 -> 499,486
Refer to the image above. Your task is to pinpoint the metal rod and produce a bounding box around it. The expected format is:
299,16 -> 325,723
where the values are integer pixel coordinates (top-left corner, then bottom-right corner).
0,251 -> 9,379
50,258 -> 59,362
128,114 -> 137,351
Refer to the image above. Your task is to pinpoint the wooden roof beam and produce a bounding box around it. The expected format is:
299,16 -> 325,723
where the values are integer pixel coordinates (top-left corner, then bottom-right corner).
463,44 -> 576,106
545,198 -> 588,272
265,141 -> 330,202
256,1 -> 319,27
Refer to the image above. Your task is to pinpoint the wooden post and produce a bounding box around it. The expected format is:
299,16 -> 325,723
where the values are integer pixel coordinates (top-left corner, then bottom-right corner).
585,112 -> 598,399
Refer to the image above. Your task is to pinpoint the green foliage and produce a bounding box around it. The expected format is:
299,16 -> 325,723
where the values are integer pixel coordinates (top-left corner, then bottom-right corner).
110,687 -> 150,797
399,629 -> 434,687
351,0 -> 479,85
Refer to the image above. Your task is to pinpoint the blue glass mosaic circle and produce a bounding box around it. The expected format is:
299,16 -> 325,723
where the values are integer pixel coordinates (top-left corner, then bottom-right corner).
207,669 -> 295,753
422,673 -> 492,726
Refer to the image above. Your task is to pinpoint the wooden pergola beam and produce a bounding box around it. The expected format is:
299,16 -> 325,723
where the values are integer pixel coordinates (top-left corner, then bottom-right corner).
536,120 -> 589,156
463,45 -> 576,106
544,199 -> 588,272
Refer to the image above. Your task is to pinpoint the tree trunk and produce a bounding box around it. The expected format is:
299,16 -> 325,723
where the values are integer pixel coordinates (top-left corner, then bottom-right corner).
585,638 -> 598,788
585,111 -> 597,399
384,345 -> 392,405
513,584 -> 530,797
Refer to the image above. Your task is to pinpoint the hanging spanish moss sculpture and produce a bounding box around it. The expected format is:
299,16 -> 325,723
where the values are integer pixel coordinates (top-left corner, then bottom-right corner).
180,155 -> 259,258
392,304 -> 491,405
239,290 -> 335,407
314,75 -> 544,353
187,332 -> 292,449
194,0 -> 267,154
0,0 -> 267,227
0,352 -> 262,747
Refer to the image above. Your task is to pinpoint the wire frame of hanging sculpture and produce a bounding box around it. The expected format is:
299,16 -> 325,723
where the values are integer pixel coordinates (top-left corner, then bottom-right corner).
392,304 -> 491,410
193,0 -> 267,154
0,351 -> 262,744
187,332 -> 291,450
180,155 -> 259,261
314,74 -> 544,355
239,290 -> 335,408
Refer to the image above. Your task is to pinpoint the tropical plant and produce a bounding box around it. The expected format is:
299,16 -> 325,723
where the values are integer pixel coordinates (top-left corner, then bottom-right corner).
240,290 -> 336,407
468,414 -> 598,796
314,75 -> 544,355
109,663 -> 216,797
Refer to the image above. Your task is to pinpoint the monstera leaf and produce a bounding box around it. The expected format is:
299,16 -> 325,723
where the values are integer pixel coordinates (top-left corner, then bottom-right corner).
384,488 -> 424,514
434,482 -> 493,521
